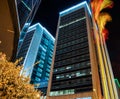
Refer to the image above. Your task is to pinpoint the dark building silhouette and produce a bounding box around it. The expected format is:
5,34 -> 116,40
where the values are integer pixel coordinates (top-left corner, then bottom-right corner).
17,0 -> 41,30
0,0 -> 20,60
47,1 -> 119,99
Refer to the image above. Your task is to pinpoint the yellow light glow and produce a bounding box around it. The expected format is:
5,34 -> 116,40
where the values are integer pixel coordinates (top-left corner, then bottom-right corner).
91,0 -> 113,40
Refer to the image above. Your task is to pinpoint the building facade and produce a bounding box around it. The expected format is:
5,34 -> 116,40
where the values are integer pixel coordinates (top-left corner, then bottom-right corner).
17,0 -> 41,30
0,0 -> 41,60
17,0 -> 41,50
16,23 -> 55,94
47,1 -> 118,99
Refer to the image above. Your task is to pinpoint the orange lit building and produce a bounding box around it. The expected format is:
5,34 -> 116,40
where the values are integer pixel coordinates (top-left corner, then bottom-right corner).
0,0 -> 20,60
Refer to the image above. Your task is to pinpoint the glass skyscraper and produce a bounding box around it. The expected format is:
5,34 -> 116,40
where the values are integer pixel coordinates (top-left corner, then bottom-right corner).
17,0 -> 41,50
16,23 -> 55,94
17,0 -> 41,30
0,0 -> 41,60
47,1 -> 118,99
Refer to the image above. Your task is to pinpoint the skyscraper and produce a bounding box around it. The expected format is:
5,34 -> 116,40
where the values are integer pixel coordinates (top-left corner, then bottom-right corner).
17,0 -> 41,50
17,0 -> 41,31
0,0 -> 41,60
47,1 -> 118,99
16,23 -> 55,94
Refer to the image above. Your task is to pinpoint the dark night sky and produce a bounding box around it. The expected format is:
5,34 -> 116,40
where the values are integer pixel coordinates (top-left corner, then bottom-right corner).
32,0 -> 120,79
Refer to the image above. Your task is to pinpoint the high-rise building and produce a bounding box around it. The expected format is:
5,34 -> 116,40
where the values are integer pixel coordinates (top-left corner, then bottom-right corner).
0,0 -> 20,60
0,0 -> 41,60
47,1 -> 118,99
17,0 -> 41,50
16,23 -> 55,94
17,0 -> 41,31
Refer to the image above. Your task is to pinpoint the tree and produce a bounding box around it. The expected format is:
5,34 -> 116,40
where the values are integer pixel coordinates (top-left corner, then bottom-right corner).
0,52 -> 41,99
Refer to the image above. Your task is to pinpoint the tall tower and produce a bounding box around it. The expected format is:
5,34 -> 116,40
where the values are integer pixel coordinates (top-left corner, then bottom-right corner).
17,0 -> 41,50
17,23 -> 55,94
0,0 -> 41,60
47,1 -> 118,99
17,0 -> 41,30
47,1 -> 101,99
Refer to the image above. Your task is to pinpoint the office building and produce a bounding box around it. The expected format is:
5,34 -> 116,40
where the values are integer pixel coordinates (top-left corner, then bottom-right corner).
47,1 -> 118,99
17,0 -> 41,30
17,0 -> 41,50
16,23 -> 55,94
0,0 -> 41,60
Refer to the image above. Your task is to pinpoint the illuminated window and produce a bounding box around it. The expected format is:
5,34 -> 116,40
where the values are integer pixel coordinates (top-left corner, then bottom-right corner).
45,77 -> 49,80
56,76 -> 60,79
66,66 -> 71,69
56,75 -> 64,79
46,73 -> 49,77
50,89 -> 75,96
35,77 -> 40,82
37,68 -> 42,73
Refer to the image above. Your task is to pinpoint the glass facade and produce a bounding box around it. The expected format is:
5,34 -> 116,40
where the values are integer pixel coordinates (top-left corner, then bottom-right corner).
17,0 -> 41,30
16,23 -> 55,94
17,0 -> 41,51
50,1 -> 93,96
16,30 -> 35,64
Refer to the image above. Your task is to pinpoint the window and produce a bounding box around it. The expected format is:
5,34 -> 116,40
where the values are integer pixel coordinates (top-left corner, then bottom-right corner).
46,68 -> 50,73
46,73 -> 49,77
50,89 -> 75,96
35,77 -> 40,82
76,71 -> 86,77
54,68 -> 91,80
66,74 -> 71,78
45,77 -> 49,81
40,55 -> 45,60
55,54 -> 90,67
54,69 -> 58,72
56,75 -> 64,79
66,66 -> 71,69
38,64 -> 43,68
37,68 -> 42,73
40,60 -> 44,64
56,76 -> 60,79
36,72 -> 41,77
